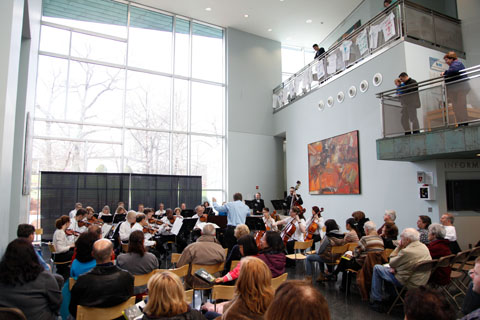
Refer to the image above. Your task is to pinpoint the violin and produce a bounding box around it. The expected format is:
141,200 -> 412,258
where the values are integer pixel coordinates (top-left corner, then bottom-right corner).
143,226 -> 157,235
169,216 -> 176,224
78,220 -> 91,228
270,210 -> 280,222
149,217 -> 164,225
65,229 -> 80,236
305,207 -> 324,241
88,216 -> 104,225
280,219 -> 296,245
199,214 -> 208,222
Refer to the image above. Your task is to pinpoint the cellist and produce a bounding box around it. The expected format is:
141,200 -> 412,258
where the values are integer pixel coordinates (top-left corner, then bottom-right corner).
274,206 -> 306,254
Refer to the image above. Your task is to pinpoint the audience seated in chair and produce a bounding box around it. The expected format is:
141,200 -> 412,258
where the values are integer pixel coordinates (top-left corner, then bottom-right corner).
117,230 -> 159,295
177,223 -> 226,289
216,235 -> 258,284
404,286 -> 455,320
440,213 -> 461,254
0,238 -> 62,320
142,271 -> 205,320
370,228 -> 431,312
417,215 -> 432,245
351,210 -> 370,238
380,221 -> 398,249
342,218 -> 360,245
377,209 -> 396,235
265,280 -> 331,320
426,223 -> 452,285
52,215 -> 75,280
257,231 -> 286,278
223,224 -> 250,274
462,257 -> 480,319
69,239 -> 134,317
305,219 -> 349,282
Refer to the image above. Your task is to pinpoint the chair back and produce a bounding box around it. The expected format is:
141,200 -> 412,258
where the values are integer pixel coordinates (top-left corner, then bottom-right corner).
383,248 -> 394,260
69,278 -> 76,291
191,262 -> 225,276
48,243 -> 56,254
212,285 -> 235,301
230,260 -> 240,271
171,253 -> 181,265
413,259 -> 437,273
168,264 -> 189,278
185,289 -> 193,304
451,249 -> 471,270
0,307 -> 27,320
76,296 -> 135,320
347,242 -> 358,251
271,273 -> 288,291
121,243 -> 129,253
436,254 -> 456,268
294,240 -> 313,251
468,246 -> 480,259
134,270 -> 157,287
331,244 -> 349,255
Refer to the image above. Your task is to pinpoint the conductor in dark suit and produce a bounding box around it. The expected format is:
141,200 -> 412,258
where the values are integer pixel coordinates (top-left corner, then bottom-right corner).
398,72 -> 421,134
252,193 -> 265,215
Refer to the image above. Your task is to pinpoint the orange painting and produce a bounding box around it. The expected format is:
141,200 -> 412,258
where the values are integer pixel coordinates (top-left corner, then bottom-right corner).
308,131 -> 360,195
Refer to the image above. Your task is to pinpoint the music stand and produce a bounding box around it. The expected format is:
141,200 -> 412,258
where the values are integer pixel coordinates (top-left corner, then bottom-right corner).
179,217 -> 198,234
204,207 -> 214,215
101,215 -> 113,224
246,216 -> 266,232
113,214 -> 126,223
207,215 -> 227,229
271,200 -> 288,211
181,209 -> 195,218
244,200 -> 255,209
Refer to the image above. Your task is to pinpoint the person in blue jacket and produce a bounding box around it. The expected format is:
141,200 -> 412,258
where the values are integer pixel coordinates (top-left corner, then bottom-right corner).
441,51 -> 469,125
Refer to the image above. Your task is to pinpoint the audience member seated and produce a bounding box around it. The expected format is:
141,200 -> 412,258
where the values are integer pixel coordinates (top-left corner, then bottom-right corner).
427,223 -> 452,286
142,271 -> 205,320
119,210 -> 138,243
257,231 -> 286,277
377,209 -> 396,235
370,228 -> 431,312
404,286 -> 455,320
380,221 -> 398,249
330,220 -> 384,290
352,210 -> 370,238
417,215 -> 431,245
342,218 -> 360,244
223,224 -> 250,274
462,257 -> 480,318
264,280 -> 331,320
17,224 -> 49,271
216,234 -> 258,284
117,230 -> 159,294
177,223 -> 226,289
441,213 -> 461,254
52,215 -> 75,279
0,238 -> 62,320
69,239 -> 134,317
305,219 -> 344,282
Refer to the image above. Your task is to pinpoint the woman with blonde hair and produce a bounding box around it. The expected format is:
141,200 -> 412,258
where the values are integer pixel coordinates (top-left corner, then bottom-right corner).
142,271 -> 205,320
223,224 -> 250,273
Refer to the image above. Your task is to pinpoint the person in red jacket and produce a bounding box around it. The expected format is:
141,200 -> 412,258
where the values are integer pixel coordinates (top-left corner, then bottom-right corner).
258,231 -> 286,278
427,223 -> 452,285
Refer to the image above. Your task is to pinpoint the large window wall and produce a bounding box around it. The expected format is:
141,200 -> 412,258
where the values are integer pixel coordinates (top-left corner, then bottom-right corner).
281,45 -> 315,81
31,0 -> 225,218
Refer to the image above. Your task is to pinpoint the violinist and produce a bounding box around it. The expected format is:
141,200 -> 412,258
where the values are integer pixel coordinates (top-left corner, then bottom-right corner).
98,205 -> 111,219
69,202 -> 82,219
262,208 -> 277,232
155,203 -> 166,217
155,209 -> 186,255
285,186 -> 303,211
173,207 -> 183,218
119,210 -> 138,243
68,209 -> 87,236
274,206 -> 306,254
306,206 -> 325,246
252,193 -> 265,215
131,213 -> 156,247
52,215 -> 75,278
86,206 -> 103,225
137,203 -> 145,214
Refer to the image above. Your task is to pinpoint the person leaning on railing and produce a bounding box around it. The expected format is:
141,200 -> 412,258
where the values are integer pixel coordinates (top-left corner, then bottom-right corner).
441,51 -> 469,125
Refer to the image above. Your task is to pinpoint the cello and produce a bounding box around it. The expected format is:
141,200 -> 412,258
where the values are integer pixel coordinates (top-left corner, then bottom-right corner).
304,207 -> 324,241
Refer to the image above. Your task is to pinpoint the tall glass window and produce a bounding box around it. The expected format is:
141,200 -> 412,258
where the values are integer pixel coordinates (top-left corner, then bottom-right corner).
31,0 -> 226,222
281,45 -> 315,81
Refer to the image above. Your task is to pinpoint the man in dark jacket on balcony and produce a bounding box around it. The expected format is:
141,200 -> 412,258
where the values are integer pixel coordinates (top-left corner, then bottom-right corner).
69,239 -> 134,317
398,72 -> 421,134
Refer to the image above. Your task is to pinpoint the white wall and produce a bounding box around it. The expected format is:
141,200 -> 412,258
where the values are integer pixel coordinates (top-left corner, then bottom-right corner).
226,28 -> 284,206
273,42 -> 446,233
457,0 -> 480,67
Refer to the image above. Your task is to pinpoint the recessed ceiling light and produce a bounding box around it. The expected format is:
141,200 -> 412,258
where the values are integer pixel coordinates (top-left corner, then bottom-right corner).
306,19 -> 312,23
267,28 -> 272,32
205,7 -> 211,11
280,0 -> 284,2
244,14 -> 249,18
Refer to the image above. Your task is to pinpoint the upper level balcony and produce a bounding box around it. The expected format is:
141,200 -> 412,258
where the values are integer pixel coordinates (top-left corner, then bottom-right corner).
376,65 -> 480,161
272,0 -> 464,111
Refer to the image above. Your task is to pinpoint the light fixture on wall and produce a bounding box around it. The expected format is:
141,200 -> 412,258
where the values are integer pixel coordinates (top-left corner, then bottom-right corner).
318,100 -> 325,111
348,85 -> 357,98
337,91 -> 345,103
327,96 -> 334,108
373,73 -> 383,86
359,80 -> 369,93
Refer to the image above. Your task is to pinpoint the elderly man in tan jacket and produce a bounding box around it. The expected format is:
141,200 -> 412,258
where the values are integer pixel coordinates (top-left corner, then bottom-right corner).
177,223 -> 226,289
370,228 -> 431,312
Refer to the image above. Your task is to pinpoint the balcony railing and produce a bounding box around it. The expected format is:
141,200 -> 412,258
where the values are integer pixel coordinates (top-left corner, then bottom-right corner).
377,65 -> 480,138
272,0 -> 464,111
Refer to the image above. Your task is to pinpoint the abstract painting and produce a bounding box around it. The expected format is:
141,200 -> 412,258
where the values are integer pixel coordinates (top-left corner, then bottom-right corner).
308,130 -> 360,195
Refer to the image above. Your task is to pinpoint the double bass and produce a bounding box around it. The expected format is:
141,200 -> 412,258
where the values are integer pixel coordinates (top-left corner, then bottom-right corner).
304,207 -> 324,241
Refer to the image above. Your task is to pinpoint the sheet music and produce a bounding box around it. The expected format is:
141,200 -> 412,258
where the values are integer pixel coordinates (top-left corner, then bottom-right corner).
170,217 -> 184,235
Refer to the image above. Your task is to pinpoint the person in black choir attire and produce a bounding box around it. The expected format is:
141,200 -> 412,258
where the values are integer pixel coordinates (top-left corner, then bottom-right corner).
313,44 -> 325,60
252,192 -> 265,215
285,186 -> 303,210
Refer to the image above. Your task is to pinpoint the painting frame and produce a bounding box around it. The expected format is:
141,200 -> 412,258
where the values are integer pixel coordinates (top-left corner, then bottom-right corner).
308,130 -> 360,195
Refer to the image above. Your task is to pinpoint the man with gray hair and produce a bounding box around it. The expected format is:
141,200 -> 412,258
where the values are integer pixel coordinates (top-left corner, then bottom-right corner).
377,209 -> 396,235
370,228 -> 431,312
177,223 -> 226,289
70,239 -> 134,316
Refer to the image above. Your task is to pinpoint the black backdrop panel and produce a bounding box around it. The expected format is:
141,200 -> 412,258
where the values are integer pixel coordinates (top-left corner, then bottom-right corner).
41,172 -> 201,240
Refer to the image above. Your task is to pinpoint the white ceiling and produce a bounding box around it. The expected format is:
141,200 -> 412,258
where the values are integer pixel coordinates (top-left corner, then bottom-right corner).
133,0 -> 362,48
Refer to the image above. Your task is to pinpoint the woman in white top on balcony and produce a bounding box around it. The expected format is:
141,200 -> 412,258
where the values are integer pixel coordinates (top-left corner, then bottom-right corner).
440,213 -> 461,254
52,215 -> 75,279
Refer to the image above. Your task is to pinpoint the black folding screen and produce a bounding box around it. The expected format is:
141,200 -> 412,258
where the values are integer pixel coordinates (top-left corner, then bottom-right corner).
41,171 -> 202,239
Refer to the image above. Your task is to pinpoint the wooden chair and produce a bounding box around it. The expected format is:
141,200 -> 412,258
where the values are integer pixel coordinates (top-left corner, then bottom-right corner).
168,264 -> 189,279
121,243 -> 129,253
171,253 -> 181,268
190,262 -> 225,307
429,254 -> 459,308
447,250 -> 472,300
134,270 -> 157,287
185,289 -> 194,304
0,307 -> 27,320
387,260 -> 437,314
230,260 -> 240,271
465,246 -> 480,267
285,240 -> 314,260
76,296 -> 135,320
325,244 -> 349,266
69,277 -> 76,291
47,243 -> 70,272
212,285 -> 235,311
346,242 -> 359,252
382,248 -> 394,261
272,273 -> 288,291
